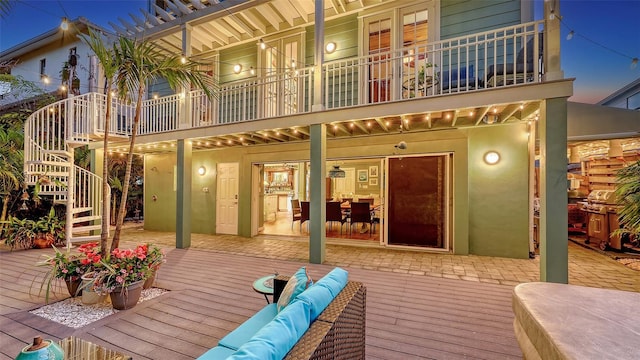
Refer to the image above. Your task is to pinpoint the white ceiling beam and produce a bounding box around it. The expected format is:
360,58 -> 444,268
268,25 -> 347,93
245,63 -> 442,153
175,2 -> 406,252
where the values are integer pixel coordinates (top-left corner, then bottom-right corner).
215,18 -> 244,42
118,17 -> 140,33
257,4 -> 283,30
223,15 -> 256,37
269,3 -> 294,27
171,0 -> 193,15
189,0 -> 206,10
154,5 -> 175,22
140,9 -> 163,26
238,11 -> 266,35
109,21 -> 130,36
129,13 -> 150,29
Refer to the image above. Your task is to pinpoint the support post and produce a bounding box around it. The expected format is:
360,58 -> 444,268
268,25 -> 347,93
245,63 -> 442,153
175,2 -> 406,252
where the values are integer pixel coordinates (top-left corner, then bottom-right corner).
312,0 -> 325,112
65,148 -> 75,250
309,124 -> 327,263
176,139 -> 192,248
543,0 -> 564,81
539,98 -> 568,283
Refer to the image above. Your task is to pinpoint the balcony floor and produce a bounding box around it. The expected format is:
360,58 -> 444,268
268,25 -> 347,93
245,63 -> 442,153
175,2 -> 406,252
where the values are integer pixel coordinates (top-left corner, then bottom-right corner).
1,225 -> 638,359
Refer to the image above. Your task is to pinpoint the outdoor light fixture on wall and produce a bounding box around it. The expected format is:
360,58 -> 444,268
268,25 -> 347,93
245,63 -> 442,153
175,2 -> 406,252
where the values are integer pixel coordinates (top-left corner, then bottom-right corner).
325,42 -> 337,54
233,64 -> 242,74
484,151 -> 501,165
198,166 -> 207,176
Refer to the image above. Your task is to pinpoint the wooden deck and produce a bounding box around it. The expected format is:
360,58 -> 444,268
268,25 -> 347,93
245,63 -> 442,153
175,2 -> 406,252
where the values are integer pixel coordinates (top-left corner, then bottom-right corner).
0,246 -> 521,359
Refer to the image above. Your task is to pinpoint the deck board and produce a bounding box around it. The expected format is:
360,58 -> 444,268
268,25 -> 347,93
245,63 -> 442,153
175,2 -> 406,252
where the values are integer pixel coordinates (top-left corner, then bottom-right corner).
1,246 -> 522,359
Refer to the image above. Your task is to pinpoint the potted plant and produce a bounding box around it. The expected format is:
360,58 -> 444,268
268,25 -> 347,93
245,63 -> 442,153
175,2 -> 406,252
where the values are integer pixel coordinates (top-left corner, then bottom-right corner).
77,242 -> 106,304
2,216 -> 37,250
32,207 -> 65,248
141,243 -> 166,289
35,246 -> 86,303
93,244 -> 153,310
613,160 -> 640,245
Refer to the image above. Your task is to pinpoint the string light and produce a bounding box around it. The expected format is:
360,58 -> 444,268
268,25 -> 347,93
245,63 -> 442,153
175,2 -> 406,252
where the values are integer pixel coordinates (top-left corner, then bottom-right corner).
259,39 -> 266,50
60,17 -> 69,31
559,16 -> 638,70
566,30 -> 574,40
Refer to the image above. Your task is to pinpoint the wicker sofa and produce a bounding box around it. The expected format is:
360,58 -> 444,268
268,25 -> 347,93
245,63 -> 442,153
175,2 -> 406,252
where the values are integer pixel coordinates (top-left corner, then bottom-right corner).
197,268 -> 366,359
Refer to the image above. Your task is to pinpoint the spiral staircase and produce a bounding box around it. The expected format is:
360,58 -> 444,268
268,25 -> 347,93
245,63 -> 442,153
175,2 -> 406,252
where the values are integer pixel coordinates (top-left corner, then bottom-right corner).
24,93 -> 130,247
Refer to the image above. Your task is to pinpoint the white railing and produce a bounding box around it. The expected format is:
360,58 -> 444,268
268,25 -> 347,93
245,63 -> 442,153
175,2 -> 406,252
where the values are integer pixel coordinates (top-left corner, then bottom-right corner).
139,94 -> 180,135
75,166 -> 102,214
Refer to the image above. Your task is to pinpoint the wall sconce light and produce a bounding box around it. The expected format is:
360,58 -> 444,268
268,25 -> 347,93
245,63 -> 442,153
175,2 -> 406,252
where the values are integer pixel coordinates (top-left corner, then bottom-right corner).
152,195 -> 158,201
198,166 -> 206,176
325,42 -> 337,54
233,64 -> 242,74
484,151 -> 501,165
250,66 -> 255,75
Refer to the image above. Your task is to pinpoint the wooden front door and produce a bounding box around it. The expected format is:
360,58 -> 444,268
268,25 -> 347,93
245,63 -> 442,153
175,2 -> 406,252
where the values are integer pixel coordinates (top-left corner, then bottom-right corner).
387,155 -> 449,249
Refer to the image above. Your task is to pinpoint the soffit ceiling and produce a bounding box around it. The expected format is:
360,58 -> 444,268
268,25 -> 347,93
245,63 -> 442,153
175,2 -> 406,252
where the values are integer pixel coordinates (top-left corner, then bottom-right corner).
111,0 -> 376,58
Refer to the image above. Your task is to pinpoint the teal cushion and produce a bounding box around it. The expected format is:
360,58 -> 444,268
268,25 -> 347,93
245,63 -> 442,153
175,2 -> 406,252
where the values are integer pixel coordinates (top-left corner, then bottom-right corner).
295,267 -> 349,321
228,300 -> 312,360
218,303 -> 278,350
315,267 -> 348,298
295,284 -> 333,321
276,266 -> 312,312
196,345 -> 237,359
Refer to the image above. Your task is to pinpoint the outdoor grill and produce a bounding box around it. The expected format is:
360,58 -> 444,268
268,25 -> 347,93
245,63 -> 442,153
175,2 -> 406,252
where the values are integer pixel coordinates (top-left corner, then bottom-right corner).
578,190 -> 621,250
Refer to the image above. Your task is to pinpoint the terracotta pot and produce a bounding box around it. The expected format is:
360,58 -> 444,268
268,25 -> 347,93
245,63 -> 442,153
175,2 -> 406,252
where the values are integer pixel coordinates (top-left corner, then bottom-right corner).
32,233 -> 54,249
64,278 -> 82,297
143,270 -> 156,289
110,280 -> 144,310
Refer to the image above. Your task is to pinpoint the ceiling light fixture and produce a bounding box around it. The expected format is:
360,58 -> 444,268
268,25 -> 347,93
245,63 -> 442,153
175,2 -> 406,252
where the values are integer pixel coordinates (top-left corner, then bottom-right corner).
233,64 -> 242,74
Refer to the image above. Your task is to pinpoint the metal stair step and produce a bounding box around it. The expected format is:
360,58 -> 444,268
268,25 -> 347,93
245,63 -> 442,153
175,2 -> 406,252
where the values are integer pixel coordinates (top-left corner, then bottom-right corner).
70,235 -> 102,243
72,207 -> 94,214
73,215 -> 102,223
72,224 -> 102,233
42,150 -> 73,158
26,160 -> 72,167
38,191 -> 67,196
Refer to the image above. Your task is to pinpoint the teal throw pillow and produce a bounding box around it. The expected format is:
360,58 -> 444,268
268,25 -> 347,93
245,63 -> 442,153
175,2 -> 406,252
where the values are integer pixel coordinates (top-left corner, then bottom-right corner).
277,266 -> 312,312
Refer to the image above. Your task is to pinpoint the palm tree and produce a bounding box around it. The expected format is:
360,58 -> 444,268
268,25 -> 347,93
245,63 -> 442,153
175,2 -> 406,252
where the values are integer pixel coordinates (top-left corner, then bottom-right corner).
614,160 -> 640,239
80,30 -> 121,256
0,126 -> 24,232
110,36 -> 215,250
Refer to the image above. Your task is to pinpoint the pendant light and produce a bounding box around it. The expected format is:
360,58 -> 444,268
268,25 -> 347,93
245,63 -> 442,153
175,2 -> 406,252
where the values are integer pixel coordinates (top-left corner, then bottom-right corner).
328,165 -> 345,178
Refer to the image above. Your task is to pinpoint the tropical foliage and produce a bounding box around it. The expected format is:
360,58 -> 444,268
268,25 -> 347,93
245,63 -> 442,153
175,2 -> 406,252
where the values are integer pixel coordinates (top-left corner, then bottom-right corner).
614,160 -> 640,238
2,207 -> 65,249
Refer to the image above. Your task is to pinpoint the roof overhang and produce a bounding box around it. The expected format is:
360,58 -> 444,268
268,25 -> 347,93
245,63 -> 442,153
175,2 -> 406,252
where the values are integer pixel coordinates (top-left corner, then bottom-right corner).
568,102 -> 640,141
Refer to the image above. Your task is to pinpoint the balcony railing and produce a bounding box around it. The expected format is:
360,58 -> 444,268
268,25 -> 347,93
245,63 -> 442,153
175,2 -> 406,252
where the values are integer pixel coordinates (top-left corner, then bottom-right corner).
128,21 -> 544,136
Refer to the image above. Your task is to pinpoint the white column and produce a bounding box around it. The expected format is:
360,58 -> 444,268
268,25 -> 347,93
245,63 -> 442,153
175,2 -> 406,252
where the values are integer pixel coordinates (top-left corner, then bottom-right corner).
179,24 -> 193,129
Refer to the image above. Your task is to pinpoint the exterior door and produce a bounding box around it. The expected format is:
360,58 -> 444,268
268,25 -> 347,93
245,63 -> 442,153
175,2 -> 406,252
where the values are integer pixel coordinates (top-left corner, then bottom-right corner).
216,162 -> 239,235
386,155 -> 449,249
260,34 -> 302,117
363,4 -> 435,102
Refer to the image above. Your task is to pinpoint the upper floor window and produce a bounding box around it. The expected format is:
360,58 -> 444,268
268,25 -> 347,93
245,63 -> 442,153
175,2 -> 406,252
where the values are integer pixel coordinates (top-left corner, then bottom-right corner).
40,58 -> 46,78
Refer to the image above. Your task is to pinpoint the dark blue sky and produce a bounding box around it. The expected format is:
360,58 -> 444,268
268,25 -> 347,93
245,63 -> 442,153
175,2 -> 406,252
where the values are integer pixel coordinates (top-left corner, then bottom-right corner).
1,0 -> 638,104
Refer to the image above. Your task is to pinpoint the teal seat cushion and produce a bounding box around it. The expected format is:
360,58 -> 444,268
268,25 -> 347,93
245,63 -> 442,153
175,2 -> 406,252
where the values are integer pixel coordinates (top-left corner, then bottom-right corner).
196,345 -> 237,359
315,267 -> 348,298
228,300 -> 312,360
218,303 -> 278,351
295,267 -> 348,320
295,284 -> 333,321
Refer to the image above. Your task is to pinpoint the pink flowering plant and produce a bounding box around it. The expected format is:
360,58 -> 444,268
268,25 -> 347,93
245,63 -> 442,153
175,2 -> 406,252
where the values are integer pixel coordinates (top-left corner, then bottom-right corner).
35,246 -> 86,303
93,244 -> 158,294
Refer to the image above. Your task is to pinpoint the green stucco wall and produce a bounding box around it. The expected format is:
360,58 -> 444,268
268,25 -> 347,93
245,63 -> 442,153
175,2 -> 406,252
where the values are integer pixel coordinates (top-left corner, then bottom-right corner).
143,124 -> 530,258
467,123 -> 530,258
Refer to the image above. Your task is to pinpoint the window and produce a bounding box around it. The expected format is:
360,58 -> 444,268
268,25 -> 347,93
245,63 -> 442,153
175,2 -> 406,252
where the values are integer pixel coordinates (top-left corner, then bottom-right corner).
40,58 -> 46,79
